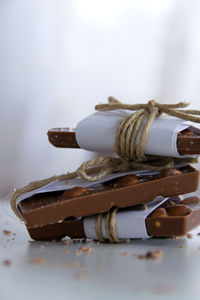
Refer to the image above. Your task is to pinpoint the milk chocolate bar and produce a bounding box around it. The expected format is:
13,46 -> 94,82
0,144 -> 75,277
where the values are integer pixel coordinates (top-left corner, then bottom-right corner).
27,197 -> 200,240
18,165 -> 199,228
47,127 -> 200,155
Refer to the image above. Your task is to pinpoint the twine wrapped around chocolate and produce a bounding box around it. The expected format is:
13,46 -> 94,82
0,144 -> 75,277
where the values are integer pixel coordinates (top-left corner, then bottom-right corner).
11,98 -> 200,221
96,97 -> 200,161
95,204 -> 147,243
95,207 -> 121,243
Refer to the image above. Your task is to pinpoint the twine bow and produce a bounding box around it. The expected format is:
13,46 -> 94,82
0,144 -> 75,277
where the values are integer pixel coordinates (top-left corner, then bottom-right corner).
77,97 -> 200,181
96,97 -> 200,162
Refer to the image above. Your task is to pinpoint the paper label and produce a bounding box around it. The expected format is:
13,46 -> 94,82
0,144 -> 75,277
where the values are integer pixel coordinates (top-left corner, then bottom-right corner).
83,196 -> 178,239
76,110 -> 199,158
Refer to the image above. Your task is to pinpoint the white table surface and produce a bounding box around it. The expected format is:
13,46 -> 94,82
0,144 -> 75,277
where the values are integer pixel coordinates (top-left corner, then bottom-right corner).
1,197 -> 200,300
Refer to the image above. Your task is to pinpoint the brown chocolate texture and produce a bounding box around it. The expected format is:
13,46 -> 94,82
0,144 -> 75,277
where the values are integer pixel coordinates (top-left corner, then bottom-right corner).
27,197 -> 200,240
18,165 -> 199,228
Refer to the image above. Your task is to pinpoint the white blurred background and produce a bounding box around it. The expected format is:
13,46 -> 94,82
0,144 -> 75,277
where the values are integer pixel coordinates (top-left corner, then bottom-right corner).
1,0 -> 200,196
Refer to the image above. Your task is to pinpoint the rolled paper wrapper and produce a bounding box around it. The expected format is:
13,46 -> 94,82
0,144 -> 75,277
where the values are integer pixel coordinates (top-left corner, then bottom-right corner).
76,110 -> 200,158
84,195 -> 200,239
84,196 -> 169,239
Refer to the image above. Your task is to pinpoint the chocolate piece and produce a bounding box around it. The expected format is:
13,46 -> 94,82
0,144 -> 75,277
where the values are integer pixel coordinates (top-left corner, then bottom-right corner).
166,204 -> 192,216
160,169 -> 181,177
27,197 -> 200,240
116,174 -> 140,186
18,165 -> 199,228
181,197 -> 199,205
48,129 -> 79,148
179,128 -> 195,136
137,249 -> 163,260
3,260 -> 12,266
187,233 -> 193,239
47,127 -> 200,155
177,127 -> 200,155
149,207 -> 167,218
62,187 -> 89,198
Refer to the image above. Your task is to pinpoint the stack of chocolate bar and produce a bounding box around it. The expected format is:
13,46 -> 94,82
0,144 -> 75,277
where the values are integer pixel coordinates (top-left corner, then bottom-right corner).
14,112 -> 200,241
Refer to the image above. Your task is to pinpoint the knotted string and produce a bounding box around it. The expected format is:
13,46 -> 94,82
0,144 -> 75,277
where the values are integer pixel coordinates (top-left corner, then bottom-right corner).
75,97 -> 200,181
96,97 -> 200,161
11,98 -> 200,220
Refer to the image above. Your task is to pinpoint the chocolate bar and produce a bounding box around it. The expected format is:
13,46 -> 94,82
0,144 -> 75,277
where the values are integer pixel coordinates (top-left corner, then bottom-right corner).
48,129 -> 79,148
27,197 -> 200,240
18,165 -> 199,228
47,127 -> 200,155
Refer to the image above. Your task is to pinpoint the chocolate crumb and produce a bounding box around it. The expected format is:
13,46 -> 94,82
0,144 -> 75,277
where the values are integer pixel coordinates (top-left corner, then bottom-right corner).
39,245 -> 45,249
3,260 -> 11,266
75,246 -> 93,256
187,233 -> 193,239
65,261 -> 84,269
63,241 -> 69,245
121,251 -> 130,256
179,245 -> 184,248
75,271 -> 88,280
3,230 -> 11,235
137,249 -> 163,260
31,258 -> 47,265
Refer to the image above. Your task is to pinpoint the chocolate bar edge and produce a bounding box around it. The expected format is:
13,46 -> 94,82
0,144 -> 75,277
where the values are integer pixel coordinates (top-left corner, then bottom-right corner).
27,197 -> 200,241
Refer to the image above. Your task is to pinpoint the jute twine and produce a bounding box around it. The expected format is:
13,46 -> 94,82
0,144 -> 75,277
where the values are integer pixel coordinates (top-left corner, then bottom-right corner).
95,207 -> 121,243
11,98 -> 200,224
96,97 -> 200,161
95,204 -> 147,243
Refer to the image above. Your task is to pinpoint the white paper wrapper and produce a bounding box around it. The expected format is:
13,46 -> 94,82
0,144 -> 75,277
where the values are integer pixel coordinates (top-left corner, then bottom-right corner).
76,110 -> 199,158
84,194 -> 200,240
83,196 -> 173,239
